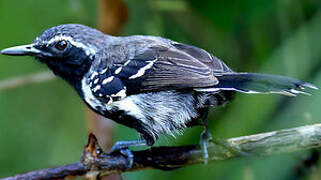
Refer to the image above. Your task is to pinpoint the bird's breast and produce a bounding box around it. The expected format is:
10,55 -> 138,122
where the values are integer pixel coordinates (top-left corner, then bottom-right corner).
81,76 -> 144,119
81,77 -> 111,113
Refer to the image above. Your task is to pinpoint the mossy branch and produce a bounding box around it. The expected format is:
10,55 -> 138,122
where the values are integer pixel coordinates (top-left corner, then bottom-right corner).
2,123 -> 321,180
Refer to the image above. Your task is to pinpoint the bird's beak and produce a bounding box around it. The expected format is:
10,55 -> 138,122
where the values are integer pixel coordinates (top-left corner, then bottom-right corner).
0,44 -> 41,56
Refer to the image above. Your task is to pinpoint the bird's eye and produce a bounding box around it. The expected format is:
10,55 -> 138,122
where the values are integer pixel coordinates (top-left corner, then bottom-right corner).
55,40 -> 68,51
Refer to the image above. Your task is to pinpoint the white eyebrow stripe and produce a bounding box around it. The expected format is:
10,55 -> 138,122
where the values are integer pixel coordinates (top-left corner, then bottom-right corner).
47,35 -> 73,45
46,35 -> 96,56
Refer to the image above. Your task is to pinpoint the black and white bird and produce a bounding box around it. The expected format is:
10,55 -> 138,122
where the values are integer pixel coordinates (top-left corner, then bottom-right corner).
0,24 -> 317,166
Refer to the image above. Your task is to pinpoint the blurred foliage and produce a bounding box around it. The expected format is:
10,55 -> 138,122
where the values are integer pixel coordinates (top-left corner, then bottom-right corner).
0,0 -> 321,179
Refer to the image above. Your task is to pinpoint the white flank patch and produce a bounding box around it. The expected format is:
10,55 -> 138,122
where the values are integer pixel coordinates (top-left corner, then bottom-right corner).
102,76 -> 114,84
111,89 -> 127,99
129,59 -> 156,79
114,96 -> 145,120
47,35 -> 96,56
106,96 -> 113,104
114,67 -> 122,74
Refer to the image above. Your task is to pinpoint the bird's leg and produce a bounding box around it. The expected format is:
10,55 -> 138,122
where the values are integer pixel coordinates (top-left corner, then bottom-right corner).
109,139 -> 147,168
200,108 -> 212,164
200,108 -> 249,164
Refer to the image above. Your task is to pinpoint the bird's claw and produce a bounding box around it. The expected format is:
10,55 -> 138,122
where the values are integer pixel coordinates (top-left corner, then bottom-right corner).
109,140 -> 147,169
119,148 -> 134,169
109,144 -> 134,169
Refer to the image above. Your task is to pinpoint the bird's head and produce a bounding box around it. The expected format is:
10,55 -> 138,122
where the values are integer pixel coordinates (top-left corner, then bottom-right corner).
0,24 -> 110,85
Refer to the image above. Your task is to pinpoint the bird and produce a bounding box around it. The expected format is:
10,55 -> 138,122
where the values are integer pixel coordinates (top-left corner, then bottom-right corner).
0,24 -> 317,167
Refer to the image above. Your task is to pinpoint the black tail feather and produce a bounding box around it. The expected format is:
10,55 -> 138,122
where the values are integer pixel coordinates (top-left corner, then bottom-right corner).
196,73 -> 317,96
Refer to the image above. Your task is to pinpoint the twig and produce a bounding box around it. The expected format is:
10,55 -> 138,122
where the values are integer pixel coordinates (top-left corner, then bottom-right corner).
2,123 -> 321,180
0,71 -> 56,91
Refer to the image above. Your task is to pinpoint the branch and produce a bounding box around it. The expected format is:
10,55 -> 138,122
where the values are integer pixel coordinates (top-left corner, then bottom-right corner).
2,123 -> 321,180
0,71 -> 55,91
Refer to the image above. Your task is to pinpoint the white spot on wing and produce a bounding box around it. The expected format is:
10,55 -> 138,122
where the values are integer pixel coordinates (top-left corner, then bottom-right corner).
124,60 -> 131,66
129,59 -> 156,79
92,85 -> 101,92
100,68 -> 107,74
90,72 -> 98,80
93,78 -> 99,84
194,88 -> 221,92
102,76 -> 114,84
114,67 -> 122,74
81,78 -> 110,112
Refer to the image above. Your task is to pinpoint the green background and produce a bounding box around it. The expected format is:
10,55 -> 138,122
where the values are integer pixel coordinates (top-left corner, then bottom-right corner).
0,0 -> 321,179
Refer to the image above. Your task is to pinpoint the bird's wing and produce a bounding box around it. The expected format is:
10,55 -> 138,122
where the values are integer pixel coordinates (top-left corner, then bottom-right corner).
87,69 -> 127,104
87,42 -> 232,102
170,42 -> 233,74
112,43 -> 232,94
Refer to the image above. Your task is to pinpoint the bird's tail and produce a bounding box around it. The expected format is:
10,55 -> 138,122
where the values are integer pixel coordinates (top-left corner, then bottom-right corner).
196,73 -> 317,96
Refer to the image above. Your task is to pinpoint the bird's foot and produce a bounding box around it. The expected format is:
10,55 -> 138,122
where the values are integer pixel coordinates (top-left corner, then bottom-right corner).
119,148 -> 134,169
109,140 -> 147,169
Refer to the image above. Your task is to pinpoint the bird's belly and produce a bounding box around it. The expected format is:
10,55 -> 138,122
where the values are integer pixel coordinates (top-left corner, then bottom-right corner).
111,91 -> 202,137
81,77 -> 219,144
